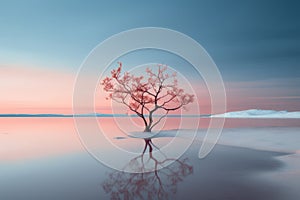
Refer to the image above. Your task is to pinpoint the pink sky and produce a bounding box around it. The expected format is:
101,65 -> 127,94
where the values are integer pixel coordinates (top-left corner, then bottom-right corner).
0,64 -> 299,114
0,65 -> 74,114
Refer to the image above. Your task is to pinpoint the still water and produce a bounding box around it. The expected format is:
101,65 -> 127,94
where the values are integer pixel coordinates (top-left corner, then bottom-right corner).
0,117 -> 299,200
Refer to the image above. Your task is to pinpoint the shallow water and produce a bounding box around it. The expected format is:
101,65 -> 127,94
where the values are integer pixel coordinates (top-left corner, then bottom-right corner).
0,117 -> 300,199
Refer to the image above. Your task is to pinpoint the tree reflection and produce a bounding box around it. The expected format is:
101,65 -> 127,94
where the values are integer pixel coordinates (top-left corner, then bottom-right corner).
102,139 -> 193,200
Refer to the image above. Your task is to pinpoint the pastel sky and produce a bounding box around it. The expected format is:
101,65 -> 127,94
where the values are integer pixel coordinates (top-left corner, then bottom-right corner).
0,0 -> 299,114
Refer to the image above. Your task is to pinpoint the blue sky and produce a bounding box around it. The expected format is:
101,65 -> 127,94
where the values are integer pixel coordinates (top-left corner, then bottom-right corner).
1,0 -> 299,80
0,0 -> 299,113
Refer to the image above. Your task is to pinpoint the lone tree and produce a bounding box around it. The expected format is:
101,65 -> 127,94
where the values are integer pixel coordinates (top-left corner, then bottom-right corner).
101,62 -> 194,133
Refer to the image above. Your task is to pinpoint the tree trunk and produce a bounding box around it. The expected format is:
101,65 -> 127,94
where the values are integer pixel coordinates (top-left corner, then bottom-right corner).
144,126 -> 151,132
143,124 -> 152,153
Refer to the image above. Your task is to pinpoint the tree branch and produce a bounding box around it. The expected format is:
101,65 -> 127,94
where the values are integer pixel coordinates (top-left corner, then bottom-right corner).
150,111 -> 169,130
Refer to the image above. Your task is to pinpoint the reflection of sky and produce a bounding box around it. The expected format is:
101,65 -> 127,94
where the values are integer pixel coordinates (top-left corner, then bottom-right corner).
1,117 -> 299,161
0,0 -> 299,113
1,118 -> 300,199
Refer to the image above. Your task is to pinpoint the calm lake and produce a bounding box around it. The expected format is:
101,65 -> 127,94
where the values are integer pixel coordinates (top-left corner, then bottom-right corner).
1,117 -> 300,200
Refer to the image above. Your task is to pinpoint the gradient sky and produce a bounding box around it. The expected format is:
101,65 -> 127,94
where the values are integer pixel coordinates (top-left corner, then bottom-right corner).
0,0 -> 299,114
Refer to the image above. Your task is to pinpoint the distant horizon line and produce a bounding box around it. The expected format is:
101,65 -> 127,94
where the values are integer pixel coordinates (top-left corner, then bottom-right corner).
0,113 -> 211,118
1,109 -> 299,118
